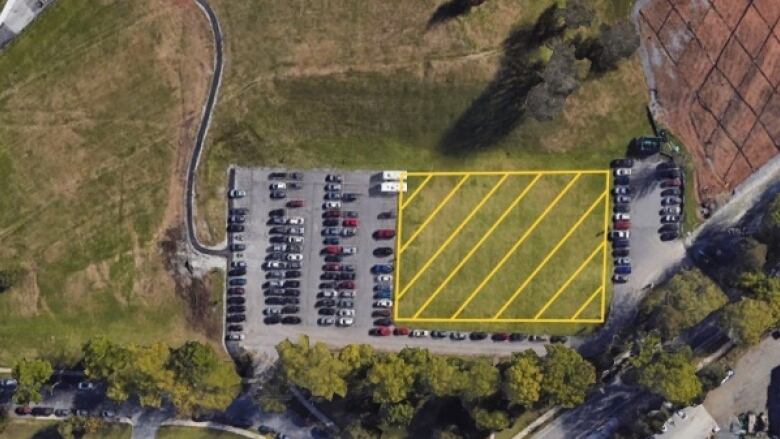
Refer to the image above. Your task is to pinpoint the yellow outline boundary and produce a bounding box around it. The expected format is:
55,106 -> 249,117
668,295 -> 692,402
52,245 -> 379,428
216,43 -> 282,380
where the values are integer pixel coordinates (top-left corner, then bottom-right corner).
394,170 -> 610,325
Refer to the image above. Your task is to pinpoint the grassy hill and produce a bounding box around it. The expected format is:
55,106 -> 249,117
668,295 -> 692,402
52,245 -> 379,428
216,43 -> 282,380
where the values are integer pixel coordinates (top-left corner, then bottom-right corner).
0,0 -> 219,362
196,0 -> 647,244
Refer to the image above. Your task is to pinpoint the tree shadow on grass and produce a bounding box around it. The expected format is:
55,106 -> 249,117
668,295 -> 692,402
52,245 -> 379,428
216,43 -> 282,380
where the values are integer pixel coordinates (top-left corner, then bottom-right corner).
426,0 -> 485,29
438,8 -> 562,155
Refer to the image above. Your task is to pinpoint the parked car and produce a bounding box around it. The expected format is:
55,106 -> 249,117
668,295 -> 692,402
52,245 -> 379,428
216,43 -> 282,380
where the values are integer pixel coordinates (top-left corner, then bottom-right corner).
509,333 -> 528,342
15,406 -> 32,415
613,175 -> 630,186
230,243 -> 246,252
0,378 -> 18,388
226,334 -> 245,341
660,231 -> 680,241
613,186 -> 631,195
340,290 -> 356,299
270,190 -> 286,199
316,299 -> 336,308
319,308 -> 337,316
281,306 -> 300,314
326,174 -> 343,182
469,332 -> 488,341
375,274 -> 393,283
340,228 -> 357,237
264,315 -> 281,325
323,210 -> 342,218
31,407 -> 54,417
338,280 -> 355,289
370,327 -> 392,336
660,206 -> 681,215
614,220 -> 630,230
661,178 -> 682,188
662,196 -> 682,206
550,335 -> 568,344
612,239 -> 629,248
615,265 -> 632,275
227,314 -> 246,323
228,189 -> 246,198
394,327 -> 410,336
342,193 -> 359,202
374,318 -> 393,326
373,229 -> 396,239
611,230 -> 630,240
227,324 -> 243,332
323,201 -> 342,209
612,274 -> 629,283
287,253 -> 303,261
270,208 -> 286,217
613,204 -> 630,213
374,247 -> 393,257
324,192 -> 341,200
372,309 -> 391,317
613,168 -> 631,176
282,316 -> 302,325
229,278 -> 247,286
661,188 -> 682,197
318,317 -> 335,326
614,257 -> 631,266
371,264 -> 393,274
610,158 -> 634,168
287,200 -> 304,208
227,224 -> 244,233
269,172 -> 286,179
491,332 -> 509,341
613,213 -> 630,221
343,218 -> 358,227
228,215 -> 246,224
431,330 -> 449,339
289,172 -> 303,180
615,195 -> 631,204
374,299 -> 393,308
323,237 -> 340,245
410,330 -> 429,338
612,248 -> 630,257
661,215 -> 681,223
633,136 -> 663,155
378,211 -> 396,219
337,317 -> 355,327
227,297 -> 246,305
55,409 -> 70,417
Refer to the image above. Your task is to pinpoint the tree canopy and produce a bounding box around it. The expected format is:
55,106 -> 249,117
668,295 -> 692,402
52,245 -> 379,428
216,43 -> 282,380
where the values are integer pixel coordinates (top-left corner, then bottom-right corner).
636,348 -> 701,405
721,298 -> 776,346
12,358 -> 52,405
503,351 -> 543,407
277,336 -> 349,400
367,354 -> 415,404
540,345 -> 595,407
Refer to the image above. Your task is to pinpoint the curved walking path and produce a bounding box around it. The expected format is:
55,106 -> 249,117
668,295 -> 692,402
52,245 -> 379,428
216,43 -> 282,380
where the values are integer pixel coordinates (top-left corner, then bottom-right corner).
186,0 -> 228,257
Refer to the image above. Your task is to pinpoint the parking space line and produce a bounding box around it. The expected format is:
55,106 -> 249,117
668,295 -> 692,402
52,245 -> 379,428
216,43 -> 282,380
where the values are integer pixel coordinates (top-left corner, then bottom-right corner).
399,174 -> 470,253
404,170 -> 609,176
448,174 -> 581,319
571,285 -> 603,320
401,174 -> 433,210
399,173 -> 541,311
394,172 -> 405,321
601,172 -> 610,320
533,242 -> 605,319
397,174 -> 509,299
492,191 -> 607,319
394,317 -> 603,323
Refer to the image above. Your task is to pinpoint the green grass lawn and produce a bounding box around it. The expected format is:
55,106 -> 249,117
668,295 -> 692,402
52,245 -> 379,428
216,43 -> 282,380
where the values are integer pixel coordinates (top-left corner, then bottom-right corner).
0,0 -> 215,362
4,420 -> 131,439
396,172 -> 609,333
156,426 -> 247,439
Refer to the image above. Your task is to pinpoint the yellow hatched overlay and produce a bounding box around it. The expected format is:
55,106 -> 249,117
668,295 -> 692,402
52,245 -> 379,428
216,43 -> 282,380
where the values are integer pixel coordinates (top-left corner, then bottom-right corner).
393,170 -> 611,324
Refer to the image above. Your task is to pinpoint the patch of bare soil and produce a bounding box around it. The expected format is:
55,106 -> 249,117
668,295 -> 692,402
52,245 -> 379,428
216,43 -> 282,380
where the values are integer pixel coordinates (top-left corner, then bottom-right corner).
636,0 -> 780,209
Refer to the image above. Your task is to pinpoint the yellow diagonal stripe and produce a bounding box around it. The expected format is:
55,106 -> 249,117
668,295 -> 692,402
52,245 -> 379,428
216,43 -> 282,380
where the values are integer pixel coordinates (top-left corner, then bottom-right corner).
403,173 -> 542,311
400,175 -> 470,253
402,174 -> 433,210
571,285 -> 603,320
492,191 -> 607,319
534,243 -> 604,319
398,174 -> 509,298
449,174 -> 582,319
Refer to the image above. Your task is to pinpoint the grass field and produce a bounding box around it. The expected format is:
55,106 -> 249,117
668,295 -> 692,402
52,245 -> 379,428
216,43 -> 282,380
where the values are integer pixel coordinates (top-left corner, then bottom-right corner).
3,420 -> 131,439
197,0 -> 650,247
395,171 -> 609,333
156,426 -> 247,439
0,0 -> 216,362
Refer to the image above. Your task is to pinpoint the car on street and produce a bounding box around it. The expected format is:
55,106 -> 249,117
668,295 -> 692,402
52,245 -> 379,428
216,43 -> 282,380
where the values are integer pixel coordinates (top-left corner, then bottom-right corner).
662,196 -> 682,206
318,317 -> 335,326
661,215 -> 681,223
229,189 -> 246,198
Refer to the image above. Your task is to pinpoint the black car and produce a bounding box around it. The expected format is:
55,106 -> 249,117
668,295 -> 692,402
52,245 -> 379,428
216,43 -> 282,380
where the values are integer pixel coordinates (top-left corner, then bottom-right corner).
613,175 -> 630,186
258,425 -> 277,435
550,335 -> 568,344
372,309 -> 391,317
613,204 -> 630,213
323,237 -> 340,245
431,331 -> 448,339
289,172 -> 304,180
323,219 -> 340,227
230,244 -> 246,251
289,182 -> 303,190
658,168 -> 681,178
269,208 -> 286,217
345,211 -> 359,218
227,324 -> 243,332
319,281 -> 336,289
228,305 -> 246,313
269,226 -> 286,234
283,280 -> 300,288
374,247 -> 393,257
612,239 -> 629,248
660,232 -> 679,241
338,272 -> 356,280
271,190 -> 286,199
338,299 -> 354,308
265,297 -> 285,305
227,297 -> 246,305
286,270 -> 302,278
228,215 -> 245,224
269,235 -> 286,243
266,252 -> 285,261
324,255 -> 343,263
230,208 -> 249,216
229,268 -> 246,277
374,318 -> 393,326
283,289 -> 301,297
282,316 -> 302,325
316,299 -> 336,308
282,297 -> 300,305
228,278 -> 246,286
612,248 -> 630,257
264,315 -> 282,325
661,188 -> 682,197
288,261 -> 302,270
269,172 -> 287,179
324,192 -> 341,200
227,314 -> 246,323
288,244 -> 303,253
319,307 -> 337,315
31,407 -> 54,416
342,193 -> 358,202
321,272 -> 339,280
469,332 -> 488,341
227,224 -> 244,233
268,217 -> 285,225
227,287 -> 244,295
659,223 -> 680,233
281,306 -> 300,314
610,158 -> 634,168
509,333 -> 527,342
54,408 -> 70,417
265,287 -> 284,296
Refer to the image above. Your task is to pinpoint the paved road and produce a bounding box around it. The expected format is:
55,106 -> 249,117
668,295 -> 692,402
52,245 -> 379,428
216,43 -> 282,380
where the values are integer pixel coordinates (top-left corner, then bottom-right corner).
185,0 -> 228,257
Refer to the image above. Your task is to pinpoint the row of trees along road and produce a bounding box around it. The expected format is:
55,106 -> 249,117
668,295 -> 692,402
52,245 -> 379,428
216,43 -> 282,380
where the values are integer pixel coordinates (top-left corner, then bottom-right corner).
261,336 -> 596,436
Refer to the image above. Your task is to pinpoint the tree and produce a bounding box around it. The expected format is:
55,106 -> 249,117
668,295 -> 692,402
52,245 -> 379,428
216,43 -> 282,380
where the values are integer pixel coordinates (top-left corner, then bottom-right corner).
167,341 -> 219,387
277,336 -> 349,400
82,337 -> 131,382
461,360 -> 499,401
540,345 -> 595,407
338,344 -> 376,376
582,21 -> 640,72
12,358 -> 52,405
760,193 -> 780,245
366,354 -> 415,404
636,348 -> 701,405
379,402 -> 416,428
503,351 -> 543,407
471,407 -> 510,432
721,298 -> 775,346
421,356 -> 466,397
342,420 -> 375,439
57,416 -> 103,439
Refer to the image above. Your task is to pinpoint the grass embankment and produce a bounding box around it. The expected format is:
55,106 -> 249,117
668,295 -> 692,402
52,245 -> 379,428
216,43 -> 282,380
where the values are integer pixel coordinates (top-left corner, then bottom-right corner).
156,426 -> 248,439
0,0 -> 215,362
397,173 -> 607,333
4,420 -> 131,439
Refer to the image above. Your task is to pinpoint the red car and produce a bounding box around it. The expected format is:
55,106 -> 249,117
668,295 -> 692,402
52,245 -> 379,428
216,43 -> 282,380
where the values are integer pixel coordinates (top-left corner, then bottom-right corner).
338,280 -> 355,289
370,327 -> 392,336
324,245 -> 342,255
491,332 -> 509,341
343,218 -> 359,227
323,210 -> 341,218
661,178 -> 681,188
15,406 -> 32,415
393,327 -> 409,336
373,229 -> 396,239
287,200 -> 304,208
614,220 -> 630,230
323,263 -> 340,271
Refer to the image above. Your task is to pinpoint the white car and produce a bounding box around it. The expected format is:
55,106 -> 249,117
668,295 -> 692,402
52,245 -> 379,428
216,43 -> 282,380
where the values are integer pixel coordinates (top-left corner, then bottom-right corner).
319,290 -> 337,298
268,280 -> 284,288
325,183 -> 342,191
337,317 -> 354,327
339,290 -> 356,298
285,236 -> 304,244
410,330 -> 429,338
613,168 -> 631,176
77,381 -> 94,391
272,244 -> 287,252
233,234 -> 244,241
270,182 -> 286,190
228,189 -> 246,198
613,186 -> 631,195
613,213 -> 630,221
338,309 -> 356,317
612,230 -> 630,239
374,299 -> 393,308
323,201 -> 342,209
375,274 -> 393,283
231,260 -> 247,268
266,261 -> 286,269
287,227 -> 305,235
615,195 -> 631,204
287,217 -> 304,225
286,253 -> 303,261
0,378 -> 18,388
318,317 -> 335,326
661,206 -> 681,215
342,246 -> 357,255
614,257 -> 631,266
226,334 -> 245,341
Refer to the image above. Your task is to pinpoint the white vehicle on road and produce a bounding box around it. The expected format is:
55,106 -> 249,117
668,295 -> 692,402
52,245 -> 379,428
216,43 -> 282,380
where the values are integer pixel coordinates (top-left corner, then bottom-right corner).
286,253 -> 303,261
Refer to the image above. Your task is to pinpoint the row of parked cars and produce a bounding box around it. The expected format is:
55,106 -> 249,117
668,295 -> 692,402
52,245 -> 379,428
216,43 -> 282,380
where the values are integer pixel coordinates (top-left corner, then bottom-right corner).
610,158 -> 633,284
316,174 -> 360,328
655,161 -> 683,241
225,200 -> 250,340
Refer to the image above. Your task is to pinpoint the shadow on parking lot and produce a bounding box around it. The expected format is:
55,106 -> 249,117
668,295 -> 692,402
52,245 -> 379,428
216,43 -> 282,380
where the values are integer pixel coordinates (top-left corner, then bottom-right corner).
768,366 -> 780,435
